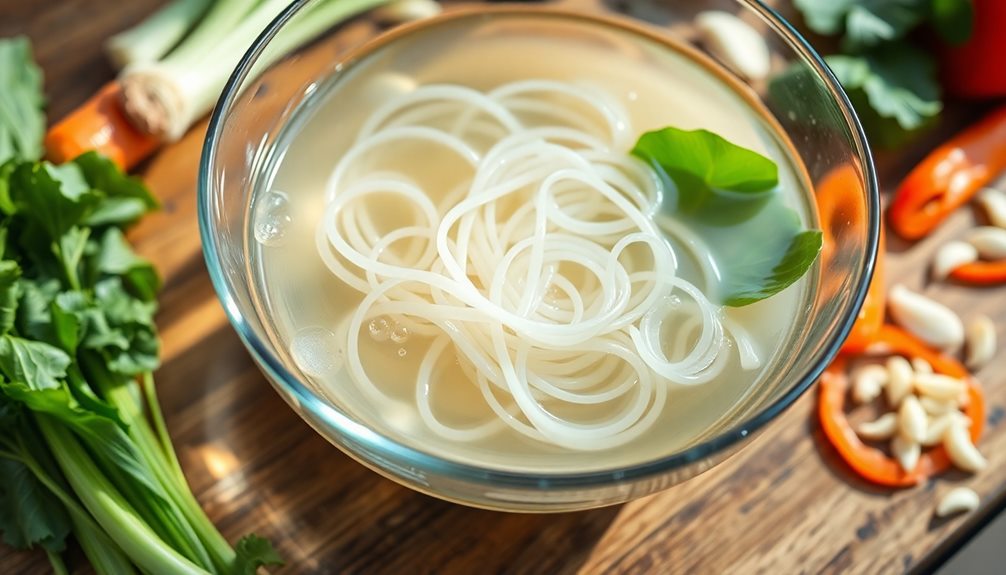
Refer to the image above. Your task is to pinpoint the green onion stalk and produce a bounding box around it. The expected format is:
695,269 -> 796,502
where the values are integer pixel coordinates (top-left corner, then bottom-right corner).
118,0 -> 395,141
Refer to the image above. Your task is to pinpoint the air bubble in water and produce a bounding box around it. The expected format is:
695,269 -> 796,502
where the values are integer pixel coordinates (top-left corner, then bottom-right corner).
397,347 -> 407,358
368,316 -> 392,342
390,325 -> 409,344
290,327 -> 341,377
253,191 -> 292,246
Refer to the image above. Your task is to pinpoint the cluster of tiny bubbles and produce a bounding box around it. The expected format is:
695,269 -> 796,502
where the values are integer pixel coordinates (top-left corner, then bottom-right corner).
367,315 -> 411,358
253,190 -> 292,246
290,327 -> 342,378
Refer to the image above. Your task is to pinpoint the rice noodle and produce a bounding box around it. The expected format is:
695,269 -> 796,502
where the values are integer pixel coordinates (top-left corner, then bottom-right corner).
315,80 -> 758,450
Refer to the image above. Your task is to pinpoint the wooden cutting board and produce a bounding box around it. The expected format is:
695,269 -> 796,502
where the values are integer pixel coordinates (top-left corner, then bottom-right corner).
3,1 -> 1005,573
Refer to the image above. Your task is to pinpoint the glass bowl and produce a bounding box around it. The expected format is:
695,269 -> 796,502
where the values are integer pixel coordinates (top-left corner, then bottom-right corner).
198,0 -> 879,511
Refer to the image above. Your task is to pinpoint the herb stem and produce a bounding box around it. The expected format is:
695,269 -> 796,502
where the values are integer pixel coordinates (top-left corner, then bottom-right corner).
46,549 -> 69,575
36,415 -> 210,575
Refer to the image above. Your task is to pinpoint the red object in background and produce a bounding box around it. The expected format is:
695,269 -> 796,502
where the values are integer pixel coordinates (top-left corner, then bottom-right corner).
941,0 -> 1006,98
889,105 -> 1006,239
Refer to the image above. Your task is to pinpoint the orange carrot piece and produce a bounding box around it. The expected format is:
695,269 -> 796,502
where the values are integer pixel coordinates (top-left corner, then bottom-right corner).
45,81 -> 159,170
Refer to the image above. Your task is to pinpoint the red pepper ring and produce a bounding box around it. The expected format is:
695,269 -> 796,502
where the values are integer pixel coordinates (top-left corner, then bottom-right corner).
889,105 -> 1006,240
819,325 -> 985,487
949,260 -> 1006,286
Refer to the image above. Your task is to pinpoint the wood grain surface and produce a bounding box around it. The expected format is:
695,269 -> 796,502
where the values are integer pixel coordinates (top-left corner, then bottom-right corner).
3,1 -> 1005,573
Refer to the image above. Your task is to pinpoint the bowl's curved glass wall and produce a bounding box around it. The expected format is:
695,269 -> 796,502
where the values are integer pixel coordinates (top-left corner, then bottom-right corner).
200,1 -> 878,511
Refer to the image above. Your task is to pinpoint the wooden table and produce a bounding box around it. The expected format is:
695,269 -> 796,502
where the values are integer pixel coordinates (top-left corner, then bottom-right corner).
4,1 -> 1005,573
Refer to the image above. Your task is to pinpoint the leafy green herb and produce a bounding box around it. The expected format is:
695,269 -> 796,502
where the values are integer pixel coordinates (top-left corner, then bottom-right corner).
0,457 -> 71,553
233,534 -> 285,575
0,36 -> 280,575
0,37 -> 45,164
794,0 -> 973,147
632,127 -> 821,306
827,45 -> 942,132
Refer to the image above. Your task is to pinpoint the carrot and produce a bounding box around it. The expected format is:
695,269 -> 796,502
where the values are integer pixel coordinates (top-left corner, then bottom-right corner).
45,81 -> 159,170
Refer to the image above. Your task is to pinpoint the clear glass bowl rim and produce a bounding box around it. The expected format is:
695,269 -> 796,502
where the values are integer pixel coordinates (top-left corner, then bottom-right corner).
197,0 -> 881,490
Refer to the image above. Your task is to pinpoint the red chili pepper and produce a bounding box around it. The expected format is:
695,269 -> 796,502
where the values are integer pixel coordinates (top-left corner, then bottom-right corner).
940,0 -> 1006,98
889,105 -> 1006,240
839,227 -> 885,355
949,260 -> 1006,285
819,325 -> 984,487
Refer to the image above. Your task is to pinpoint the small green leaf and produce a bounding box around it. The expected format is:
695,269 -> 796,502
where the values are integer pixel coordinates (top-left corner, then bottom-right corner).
97,228 -> 161,301
632,127 -> 777,194
724,230 -> 824,306
0,260 -> 21,335
0,37 -> 46,164
74,151 -> 158,211
930,0 -> 974,45
15,279 -> 61,345
860,46 -> 942,131
842,0 -> 926,49
8,162 -> 101,242
233,534 -> 284,575
0,336 -> 71,390
0,458 -> 71,553
826,46 -> 942,139
794,0 -> 854,35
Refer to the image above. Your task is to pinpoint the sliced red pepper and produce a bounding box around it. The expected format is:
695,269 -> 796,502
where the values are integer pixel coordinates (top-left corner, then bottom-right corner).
889,105 -> 1006,240
949,260 -> 1006,285
819,325 -> 984,487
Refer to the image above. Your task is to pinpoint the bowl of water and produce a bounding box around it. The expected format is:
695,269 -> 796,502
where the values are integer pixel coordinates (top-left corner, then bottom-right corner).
199,0 -> 879,511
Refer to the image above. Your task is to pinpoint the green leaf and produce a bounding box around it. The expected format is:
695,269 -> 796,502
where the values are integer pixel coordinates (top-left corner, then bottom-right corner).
97,228 -> 161,301
795,0 -> 928,48
930,0 -> 974,45
635,127 -> 820,306
15,279 -> 61,345
0,383 -> 171,518
0,336 -> 71,391
826,46 -> 942,136
842,0 -> 926,49
75,151 -> 158,228
0,458 -> 71,553
0,37 -> 45,164
794,0 -> 854,35
8,162 -> 101,242
0,260 -> 21,335
724,230 -> 824,306
0,159 -> 17,216
85,197 -> 151,228
632,127 -> 777,194
233,534 -> 284,575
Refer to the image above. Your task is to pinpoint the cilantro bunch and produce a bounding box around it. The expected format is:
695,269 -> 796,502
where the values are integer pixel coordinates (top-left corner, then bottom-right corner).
794,0 -> 974,148
0,37 -> 280,575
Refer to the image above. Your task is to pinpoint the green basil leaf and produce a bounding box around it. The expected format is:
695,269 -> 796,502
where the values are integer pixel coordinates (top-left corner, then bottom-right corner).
724,230 -> 823,306
634,127 -> 819,306
632,127 -> 777,194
